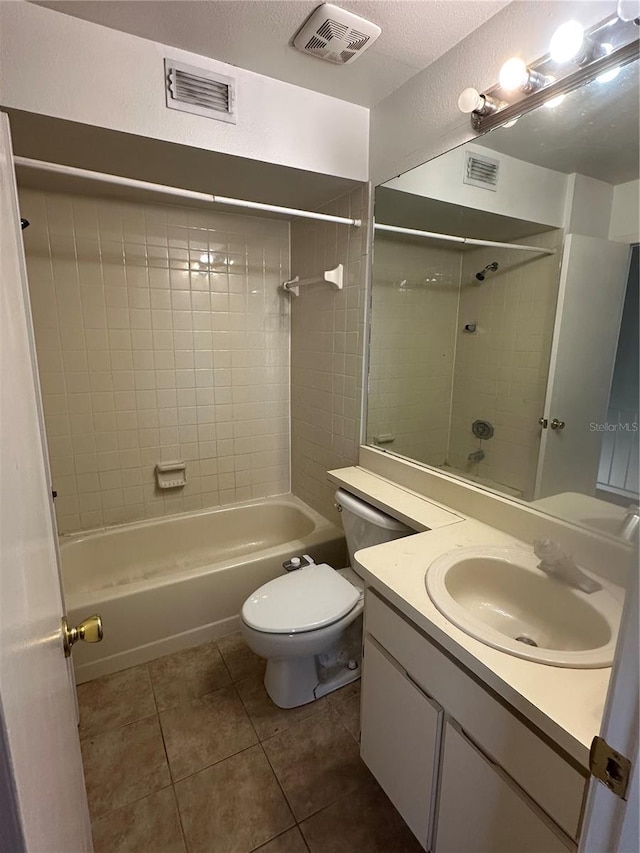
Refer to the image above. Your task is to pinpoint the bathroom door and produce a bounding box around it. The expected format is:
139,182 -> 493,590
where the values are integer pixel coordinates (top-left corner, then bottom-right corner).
0,113 -> 93,851
534,234 -> 631,499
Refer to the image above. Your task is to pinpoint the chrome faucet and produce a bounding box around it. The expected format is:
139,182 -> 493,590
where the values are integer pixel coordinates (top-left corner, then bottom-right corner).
533,539 -> 602,594
468,449 -> 485,463
618,504 -> 639,542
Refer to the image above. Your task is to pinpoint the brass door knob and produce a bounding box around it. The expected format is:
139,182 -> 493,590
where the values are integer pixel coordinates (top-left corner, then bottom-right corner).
62,614 -> 103,657
550,418 -> 566,430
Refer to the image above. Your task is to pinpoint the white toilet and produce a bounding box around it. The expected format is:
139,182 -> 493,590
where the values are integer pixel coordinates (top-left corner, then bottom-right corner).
241,489 -> 413,708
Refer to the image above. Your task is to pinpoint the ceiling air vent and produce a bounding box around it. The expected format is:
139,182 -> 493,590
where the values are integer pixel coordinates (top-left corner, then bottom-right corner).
165,59 -> 236,124
293,3 -> 382,65
463,152 -> 499,191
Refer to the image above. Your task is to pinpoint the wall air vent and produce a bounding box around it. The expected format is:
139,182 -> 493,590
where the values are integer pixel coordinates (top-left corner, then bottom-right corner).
293,3 -> 381,65
463,152 -> 499,191
165,59 -> 236,124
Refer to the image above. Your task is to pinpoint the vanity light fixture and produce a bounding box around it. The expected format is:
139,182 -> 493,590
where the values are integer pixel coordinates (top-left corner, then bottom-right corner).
549,20 -> 587,63
542,79 -> 566,109
597,44 -> 622,82
457,87 -> 501,115
498,58 -> 546,93
459,12 -> 639,133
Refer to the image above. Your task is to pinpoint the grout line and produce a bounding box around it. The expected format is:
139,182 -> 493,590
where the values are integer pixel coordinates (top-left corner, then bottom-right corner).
169,781 -> 191,853
257,739 -> 298,824
90,781 -> 173,824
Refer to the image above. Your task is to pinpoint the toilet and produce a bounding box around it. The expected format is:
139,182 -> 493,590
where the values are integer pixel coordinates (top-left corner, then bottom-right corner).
241,489 -> 413,708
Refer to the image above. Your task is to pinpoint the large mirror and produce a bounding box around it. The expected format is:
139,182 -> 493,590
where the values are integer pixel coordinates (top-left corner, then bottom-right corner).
367,59 -> 639,540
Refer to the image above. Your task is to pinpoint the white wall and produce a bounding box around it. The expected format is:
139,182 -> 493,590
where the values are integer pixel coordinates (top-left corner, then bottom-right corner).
384,143 -> 568,228
609,179 -> 640,243
563,174 -> 614,239
0,2 -> 369,182
370,0 -> 615,184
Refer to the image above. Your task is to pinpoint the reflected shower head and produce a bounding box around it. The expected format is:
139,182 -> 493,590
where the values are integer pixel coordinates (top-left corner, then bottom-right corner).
475,261 -> 499,281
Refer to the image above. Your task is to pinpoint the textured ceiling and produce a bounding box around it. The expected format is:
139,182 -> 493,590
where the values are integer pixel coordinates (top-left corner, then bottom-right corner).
32,0 -> 510,107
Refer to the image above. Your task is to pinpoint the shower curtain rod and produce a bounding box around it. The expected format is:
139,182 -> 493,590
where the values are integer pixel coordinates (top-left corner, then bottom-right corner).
13,157 -> 362,228
374,222 -> 556,255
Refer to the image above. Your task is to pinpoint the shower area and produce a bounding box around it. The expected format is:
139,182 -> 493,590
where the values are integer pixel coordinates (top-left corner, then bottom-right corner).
16,155 -> 367,681
367,221 -> 563,500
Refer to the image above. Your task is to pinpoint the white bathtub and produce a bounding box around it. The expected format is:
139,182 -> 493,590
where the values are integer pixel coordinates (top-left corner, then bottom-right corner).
60,495 -> 347,683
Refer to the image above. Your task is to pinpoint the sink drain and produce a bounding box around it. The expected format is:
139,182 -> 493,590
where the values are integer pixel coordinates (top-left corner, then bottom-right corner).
515,635 -> 538,647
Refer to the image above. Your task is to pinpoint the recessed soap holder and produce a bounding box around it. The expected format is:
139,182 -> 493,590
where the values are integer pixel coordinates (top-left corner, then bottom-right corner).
155,461 -> 187,490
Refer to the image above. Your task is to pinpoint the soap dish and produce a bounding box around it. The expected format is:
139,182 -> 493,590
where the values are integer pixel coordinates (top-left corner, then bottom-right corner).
155,461 -> 187,490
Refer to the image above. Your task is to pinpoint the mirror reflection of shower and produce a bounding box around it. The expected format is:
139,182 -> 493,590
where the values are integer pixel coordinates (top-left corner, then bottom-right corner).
475,261 -> 499,282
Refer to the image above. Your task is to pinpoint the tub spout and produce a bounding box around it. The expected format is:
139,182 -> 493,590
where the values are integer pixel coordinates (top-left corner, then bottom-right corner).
468,449 -> 484,463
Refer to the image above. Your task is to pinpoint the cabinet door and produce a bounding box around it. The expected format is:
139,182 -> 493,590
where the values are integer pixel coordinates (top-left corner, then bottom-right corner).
435,722 -> 573,853
361,636 -> 443,851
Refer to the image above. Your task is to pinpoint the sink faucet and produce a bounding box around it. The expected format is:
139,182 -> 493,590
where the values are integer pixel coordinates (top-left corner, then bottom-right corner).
533,539 -> 602,594
618,504 -> 639,542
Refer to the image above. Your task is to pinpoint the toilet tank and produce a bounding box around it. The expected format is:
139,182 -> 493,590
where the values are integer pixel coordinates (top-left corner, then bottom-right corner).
335,489 -> 414,570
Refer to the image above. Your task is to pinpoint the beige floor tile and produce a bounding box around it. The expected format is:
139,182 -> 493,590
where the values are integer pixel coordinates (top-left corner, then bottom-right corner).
81,716 -> 171,819
91,787 -> 185,853
331,694 -> 360,742
326,678 -> 360,706
236,673 -> 328,741
300,777 -> 423,853
148,641 -> 231,711
159,684 -> 258,780
175,745 -> 294,853
253,826 -> 309,852
261,709 -> 370,821
78,665 -> 156,738
217,631 -> 265,681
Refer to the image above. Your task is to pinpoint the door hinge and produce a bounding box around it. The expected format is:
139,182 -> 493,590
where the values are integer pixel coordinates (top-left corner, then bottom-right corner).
589,735 -> 632,799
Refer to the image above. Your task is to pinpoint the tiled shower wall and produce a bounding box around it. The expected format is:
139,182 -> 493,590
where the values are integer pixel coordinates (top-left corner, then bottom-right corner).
367,237 -> 461,465
365,228 -> 563,500
448,229 -> 563,499
290,187 -> 369,523
20,188 -> 290,534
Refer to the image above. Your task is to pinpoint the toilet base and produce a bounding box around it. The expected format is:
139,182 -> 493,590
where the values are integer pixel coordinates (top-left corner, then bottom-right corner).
264,654 -> 361,709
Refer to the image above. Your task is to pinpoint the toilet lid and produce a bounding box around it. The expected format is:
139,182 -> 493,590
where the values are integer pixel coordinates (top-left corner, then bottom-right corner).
242,563 -> 361,634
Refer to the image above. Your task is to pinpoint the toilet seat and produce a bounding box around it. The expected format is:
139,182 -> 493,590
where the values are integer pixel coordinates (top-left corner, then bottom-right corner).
241,563 -> 361,634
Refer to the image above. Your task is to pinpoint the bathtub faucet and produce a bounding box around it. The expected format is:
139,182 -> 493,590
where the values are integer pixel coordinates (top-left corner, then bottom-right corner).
468,449 -> 484,463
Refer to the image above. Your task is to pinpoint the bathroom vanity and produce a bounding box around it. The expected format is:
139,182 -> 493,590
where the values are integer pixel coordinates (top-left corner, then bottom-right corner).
329,465 -> 626,853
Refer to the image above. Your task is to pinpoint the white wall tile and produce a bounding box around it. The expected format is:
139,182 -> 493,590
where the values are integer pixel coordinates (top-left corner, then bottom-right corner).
21,187 -> 290,533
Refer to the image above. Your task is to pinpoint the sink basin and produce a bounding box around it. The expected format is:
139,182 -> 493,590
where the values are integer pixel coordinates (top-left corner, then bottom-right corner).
426,547 -> 621,668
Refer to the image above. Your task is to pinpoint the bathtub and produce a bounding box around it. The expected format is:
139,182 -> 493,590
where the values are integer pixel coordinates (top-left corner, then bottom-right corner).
60,495 -> 347,683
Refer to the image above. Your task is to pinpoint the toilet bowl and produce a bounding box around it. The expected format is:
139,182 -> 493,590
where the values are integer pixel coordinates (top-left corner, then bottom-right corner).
241,489 -> 413,709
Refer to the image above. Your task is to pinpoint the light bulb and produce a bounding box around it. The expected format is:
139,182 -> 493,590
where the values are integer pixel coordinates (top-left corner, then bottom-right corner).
597,45 -> 621,83
549,21 -> 585,63
499,58 -> 529,91
544,94 -> 566,109
458,87 -> 484,114
617,0 -> 640,22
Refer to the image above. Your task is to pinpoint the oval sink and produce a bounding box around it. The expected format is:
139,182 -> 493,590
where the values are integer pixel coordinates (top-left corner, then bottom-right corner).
426,547 -> 621,668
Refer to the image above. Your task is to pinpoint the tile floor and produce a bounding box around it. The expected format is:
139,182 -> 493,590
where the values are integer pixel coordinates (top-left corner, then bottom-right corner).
78,632 -> 422,853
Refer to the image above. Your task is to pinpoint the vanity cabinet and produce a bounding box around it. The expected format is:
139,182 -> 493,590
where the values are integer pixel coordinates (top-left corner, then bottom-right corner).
361,636 -> 442,850
361,589 -> 587,852
436,722 -> 572,853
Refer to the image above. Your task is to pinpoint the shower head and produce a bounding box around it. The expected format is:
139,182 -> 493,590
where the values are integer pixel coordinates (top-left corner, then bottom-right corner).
475,261 -> 499,282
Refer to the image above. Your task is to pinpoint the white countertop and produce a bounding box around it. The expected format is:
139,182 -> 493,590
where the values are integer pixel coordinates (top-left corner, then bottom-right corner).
329,466 -> 615,767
